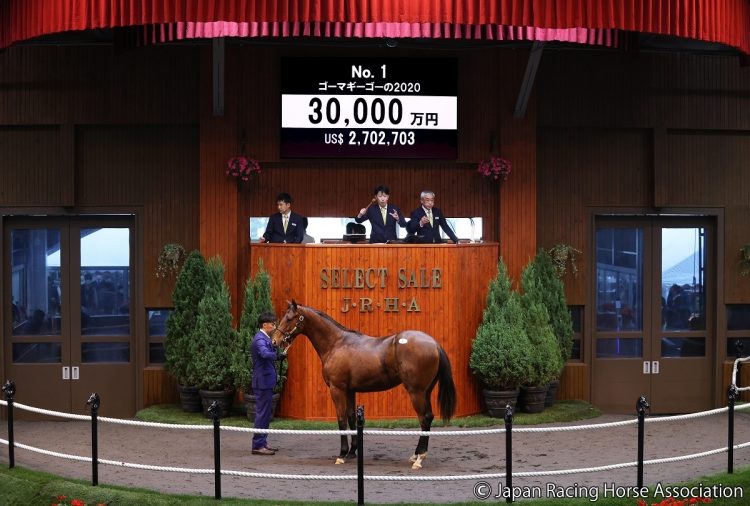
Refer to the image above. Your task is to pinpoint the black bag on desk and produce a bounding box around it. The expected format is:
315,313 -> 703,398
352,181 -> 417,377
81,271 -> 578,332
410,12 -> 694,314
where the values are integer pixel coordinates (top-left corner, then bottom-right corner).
343,222 -> 366,242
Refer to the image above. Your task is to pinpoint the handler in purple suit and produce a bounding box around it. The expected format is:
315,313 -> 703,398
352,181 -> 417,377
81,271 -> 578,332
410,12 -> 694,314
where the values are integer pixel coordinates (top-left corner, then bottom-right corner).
251,311 -> 282,455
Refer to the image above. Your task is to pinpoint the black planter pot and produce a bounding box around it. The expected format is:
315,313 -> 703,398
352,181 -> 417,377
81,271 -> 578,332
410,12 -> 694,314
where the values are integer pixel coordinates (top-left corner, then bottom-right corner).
178,384 -> 202,413
481,388 -> 519,417
198,388 -> 235,418
519,385 -> 547,413
545,380 -> 560,407
244,392 -> 281,422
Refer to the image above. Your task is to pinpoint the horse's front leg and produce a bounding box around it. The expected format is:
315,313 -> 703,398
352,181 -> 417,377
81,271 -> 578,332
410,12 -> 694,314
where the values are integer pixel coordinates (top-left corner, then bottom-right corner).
329,387 -> 350,464
345,390 -> 357,459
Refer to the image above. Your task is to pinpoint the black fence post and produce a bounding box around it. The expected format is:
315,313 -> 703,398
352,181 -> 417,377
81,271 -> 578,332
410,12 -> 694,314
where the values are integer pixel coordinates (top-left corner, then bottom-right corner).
504,403 -> 514,504
636,395 -> 649,489
86,393 -> 100,486
208,401 -> 222,500
727,384 -> 738,474
2,380 -> 16,469
356,405 -> 365,506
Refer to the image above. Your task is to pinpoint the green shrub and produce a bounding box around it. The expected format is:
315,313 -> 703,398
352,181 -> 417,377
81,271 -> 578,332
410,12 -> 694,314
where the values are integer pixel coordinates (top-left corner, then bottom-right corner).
524,248 -> 574,373
164,250 -> 208,385
188,256 -> 238,390
233,259 -> 287,394
469,259 -> 533,390
521,260 -> 565,386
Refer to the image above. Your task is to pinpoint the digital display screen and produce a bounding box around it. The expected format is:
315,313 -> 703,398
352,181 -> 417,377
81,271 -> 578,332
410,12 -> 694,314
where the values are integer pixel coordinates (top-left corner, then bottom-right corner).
281,57 -> 457,159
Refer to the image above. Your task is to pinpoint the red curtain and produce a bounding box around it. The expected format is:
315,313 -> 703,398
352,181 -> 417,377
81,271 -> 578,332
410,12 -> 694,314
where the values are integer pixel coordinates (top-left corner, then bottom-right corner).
1,0 -> 749,54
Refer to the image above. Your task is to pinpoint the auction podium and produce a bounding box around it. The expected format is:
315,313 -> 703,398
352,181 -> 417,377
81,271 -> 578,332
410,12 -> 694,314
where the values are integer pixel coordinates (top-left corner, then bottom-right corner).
249,242 -> 498,420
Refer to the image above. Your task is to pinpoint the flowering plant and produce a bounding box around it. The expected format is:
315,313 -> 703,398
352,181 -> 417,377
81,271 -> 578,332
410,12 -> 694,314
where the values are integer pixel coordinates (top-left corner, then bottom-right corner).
637,497 -> 712,506
226,156 -> 261,182
477,156 -> 512,181
50,496 -> 105,506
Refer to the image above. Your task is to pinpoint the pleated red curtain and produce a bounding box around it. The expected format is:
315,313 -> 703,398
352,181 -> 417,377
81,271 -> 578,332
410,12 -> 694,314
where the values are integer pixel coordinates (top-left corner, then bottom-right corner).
1,0 -> 749,54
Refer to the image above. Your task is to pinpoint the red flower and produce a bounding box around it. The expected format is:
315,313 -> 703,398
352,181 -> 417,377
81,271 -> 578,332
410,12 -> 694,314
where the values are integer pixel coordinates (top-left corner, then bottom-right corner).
225,156 -> 261,182
477,157 -> 512,181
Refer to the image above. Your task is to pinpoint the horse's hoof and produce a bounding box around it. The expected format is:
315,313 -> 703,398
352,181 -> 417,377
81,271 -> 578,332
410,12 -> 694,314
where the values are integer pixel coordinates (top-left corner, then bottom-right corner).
410,452 -> 427,470
408,454 -> 417,463
335,457 -> 346,465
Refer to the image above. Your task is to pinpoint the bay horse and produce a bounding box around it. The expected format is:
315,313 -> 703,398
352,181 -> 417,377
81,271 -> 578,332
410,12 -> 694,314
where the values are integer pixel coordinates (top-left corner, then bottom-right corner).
272,300 -> 456,469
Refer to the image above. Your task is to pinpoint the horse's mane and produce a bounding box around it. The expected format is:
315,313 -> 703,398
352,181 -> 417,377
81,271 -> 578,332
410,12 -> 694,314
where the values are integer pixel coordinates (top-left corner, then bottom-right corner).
306,305 -> 363,336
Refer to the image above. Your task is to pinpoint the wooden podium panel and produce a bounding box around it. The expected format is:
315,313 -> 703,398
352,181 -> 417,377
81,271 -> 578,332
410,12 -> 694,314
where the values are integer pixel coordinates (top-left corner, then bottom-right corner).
250,242 -> 498,420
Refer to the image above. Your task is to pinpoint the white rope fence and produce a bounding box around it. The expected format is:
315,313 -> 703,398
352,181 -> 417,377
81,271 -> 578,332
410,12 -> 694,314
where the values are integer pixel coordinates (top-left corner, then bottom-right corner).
1,397 -> 749,482
733,356 -> 750,393
2,398 -> 749,437
2,435 -> 749,482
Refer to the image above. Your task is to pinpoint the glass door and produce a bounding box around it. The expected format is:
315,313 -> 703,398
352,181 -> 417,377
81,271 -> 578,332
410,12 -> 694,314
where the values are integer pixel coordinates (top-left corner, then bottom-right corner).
5,217 -> 135,418
592,217 -> 713,414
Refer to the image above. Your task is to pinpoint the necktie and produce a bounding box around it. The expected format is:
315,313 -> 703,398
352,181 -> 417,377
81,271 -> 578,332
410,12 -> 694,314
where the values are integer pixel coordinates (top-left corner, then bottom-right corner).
427,210 -> 433,226
381,206 -> 387,224
283,214 -> 288,233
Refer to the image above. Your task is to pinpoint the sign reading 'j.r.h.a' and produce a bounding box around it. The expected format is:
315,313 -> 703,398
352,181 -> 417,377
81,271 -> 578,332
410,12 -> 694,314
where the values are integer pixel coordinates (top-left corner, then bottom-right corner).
319,267 -> 441,313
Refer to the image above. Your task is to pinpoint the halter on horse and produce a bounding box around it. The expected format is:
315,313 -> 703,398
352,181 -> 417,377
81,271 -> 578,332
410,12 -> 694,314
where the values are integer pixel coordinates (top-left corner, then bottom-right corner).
272,300 -> 456,469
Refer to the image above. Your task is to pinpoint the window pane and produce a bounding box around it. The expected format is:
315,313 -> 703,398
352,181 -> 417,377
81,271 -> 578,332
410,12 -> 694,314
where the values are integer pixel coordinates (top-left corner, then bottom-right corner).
661,338 -> 705,357
661,228 -> 706,331
727,337 -> 750,358
147,309 -> 171,336
81,342 -> 130,363
596,337 -> 643,358
149,343 -> 166,363
596,228 -> 643,331
12,342 -> 61,363
80,228 -> 130,335
727,305 -> 750,331
11,229 -> 62,336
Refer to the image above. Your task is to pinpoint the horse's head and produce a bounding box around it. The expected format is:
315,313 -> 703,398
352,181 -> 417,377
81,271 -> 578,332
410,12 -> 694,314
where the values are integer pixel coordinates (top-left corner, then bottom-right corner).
271,299 -> 305,353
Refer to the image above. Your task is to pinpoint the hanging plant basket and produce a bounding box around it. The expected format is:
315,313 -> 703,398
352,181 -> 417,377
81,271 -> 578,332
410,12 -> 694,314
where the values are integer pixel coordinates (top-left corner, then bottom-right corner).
155,243 -> 186,279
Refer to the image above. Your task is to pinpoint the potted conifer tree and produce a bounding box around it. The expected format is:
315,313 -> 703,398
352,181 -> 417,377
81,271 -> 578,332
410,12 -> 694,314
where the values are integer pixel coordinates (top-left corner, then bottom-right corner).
190,256 -> 239,418
232,259 -> 287,421
469,259 -> 533,416
519,260 -> 564,413
525,248 -> 574,406
164,250 -> 208,412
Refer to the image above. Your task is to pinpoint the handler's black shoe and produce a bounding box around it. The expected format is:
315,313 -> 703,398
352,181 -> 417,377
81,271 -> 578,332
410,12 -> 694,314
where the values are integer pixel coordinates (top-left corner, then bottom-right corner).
266,445 -> 279,452
252,447 -> 275,455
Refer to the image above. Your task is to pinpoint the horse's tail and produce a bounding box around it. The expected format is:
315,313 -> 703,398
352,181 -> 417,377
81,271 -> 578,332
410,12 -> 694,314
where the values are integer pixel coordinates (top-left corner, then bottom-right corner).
437,346 -> 456,423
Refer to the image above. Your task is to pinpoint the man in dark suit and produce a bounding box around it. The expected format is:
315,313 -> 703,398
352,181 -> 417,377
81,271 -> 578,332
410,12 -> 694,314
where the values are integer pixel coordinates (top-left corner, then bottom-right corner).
251,311 -> 282,455
406,190 -> 459,244
355,185 -> 407,243
261,192 -> 306,243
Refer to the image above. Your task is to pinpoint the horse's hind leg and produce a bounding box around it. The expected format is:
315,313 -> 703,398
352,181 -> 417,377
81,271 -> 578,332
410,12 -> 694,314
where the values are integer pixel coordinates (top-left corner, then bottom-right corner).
345,390 -> 357,459
407,391 -> 434,470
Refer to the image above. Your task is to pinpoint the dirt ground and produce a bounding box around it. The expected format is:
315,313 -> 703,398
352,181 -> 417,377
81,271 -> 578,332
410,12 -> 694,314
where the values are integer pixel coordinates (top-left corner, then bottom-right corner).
1,411 -> 750,503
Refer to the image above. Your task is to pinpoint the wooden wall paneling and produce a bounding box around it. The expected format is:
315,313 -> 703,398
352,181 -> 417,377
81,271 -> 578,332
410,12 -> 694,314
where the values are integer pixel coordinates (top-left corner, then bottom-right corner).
0,46 -> 199,125
143,366 -> 178,406
498,49 -> 537,283
557,363 -> 590,402
660,132 -> 744,207
76,125 -> 200,308
0,126 -> 63,206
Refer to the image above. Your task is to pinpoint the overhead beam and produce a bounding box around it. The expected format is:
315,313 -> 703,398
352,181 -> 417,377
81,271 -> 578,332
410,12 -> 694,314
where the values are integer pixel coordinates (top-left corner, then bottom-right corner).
514,41 -> 545,119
